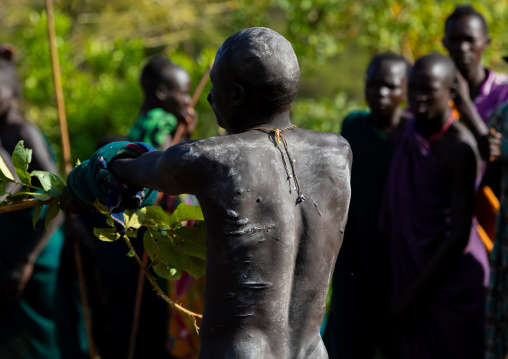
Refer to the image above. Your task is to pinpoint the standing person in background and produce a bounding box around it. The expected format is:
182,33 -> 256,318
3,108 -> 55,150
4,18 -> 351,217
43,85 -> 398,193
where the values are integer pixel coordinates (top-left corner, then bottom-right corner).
0,44 -> 65,359
128,55 -> 202,358
323,52 -> 410,359
381,53 -> 489,359
128,55 -> 197,150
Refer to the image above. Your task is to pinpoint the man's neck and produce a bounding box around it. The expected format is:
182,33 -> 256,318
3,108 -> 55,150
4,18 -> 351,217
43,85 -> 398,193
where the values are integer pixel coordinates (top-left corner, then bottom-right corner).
464,65 -> 487,100
415,109 -> 451,139
232,111 -> 293,133
370,108 -> 402,134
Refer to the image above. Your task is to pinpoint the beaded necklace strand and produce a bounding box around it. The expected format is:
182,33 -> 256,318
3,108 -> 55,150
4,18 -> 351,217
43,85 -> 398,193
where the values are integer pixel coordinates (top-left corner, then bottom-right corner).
246,125 -> 305,202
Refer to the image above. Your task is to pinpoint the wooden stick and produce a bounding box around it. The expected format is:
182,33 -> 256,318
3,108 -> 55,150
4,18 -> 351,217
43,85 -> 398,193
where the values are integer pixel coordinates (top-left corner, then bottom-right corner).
45,2 -> 95,358
171,59 -> 215,146
0,198 -> 48,214
128,251 -> 149,359
45,0 -> 72,175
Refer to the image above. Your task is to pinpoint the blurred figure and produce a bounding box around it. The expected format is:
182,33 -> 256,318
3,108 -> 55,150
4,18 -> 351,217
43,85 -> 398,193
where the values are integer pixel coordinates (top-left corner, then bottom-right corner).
443,5 -> 508,123
0,44 -> 65,359
323,52 -> 410,359
381,53 -> 488,358
128,55 -> 202,358
128,55 -> 197,150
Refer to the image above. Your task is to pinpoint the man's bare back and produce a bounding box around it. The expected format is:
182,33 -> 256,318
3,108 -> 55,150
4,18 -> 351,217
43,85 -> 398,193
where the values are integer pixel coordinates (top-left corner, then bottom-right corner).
172,129 -> 350,358
108,27 -> 351,358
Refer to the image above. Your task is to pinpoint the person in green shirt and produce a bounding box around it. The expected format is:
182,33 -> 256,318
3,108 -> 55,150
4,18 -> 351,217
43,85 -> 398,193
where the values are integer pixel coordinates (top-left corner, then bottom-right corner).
324,52 -> 410,359
128,55 -> 197,150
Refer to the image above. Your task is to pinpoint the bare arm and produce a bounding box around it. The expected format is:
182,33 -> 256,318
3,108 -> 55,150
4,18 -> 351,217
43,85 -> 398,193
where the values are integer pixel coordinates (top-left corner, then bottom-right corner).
108,140 -> 202,196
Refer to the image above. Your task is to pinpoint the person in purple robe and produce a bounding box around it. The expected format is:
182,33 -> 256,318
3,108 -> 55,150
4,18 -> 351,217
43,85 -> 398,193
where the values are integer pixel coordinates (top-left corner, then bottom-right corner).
381,53 -> 490,358
443,5 -> 508,123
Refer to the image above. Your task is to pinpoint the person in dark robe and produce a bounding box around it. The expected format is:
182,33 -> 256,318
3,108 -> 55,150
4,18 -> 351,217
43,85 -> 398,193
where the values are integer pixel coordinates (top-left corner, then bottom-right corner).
323,52 -> 410,359
381,53 -> 489,359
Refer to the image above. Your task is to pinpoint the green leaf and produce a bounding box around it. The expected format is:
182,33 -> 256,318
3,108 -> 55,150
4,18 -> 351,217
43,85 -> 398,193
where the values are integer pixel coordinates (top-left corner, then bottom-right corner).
143,206 -> 173,228
25,192 -> 51,201
33,200 -> 44,229
152,261 -> 182,280
12,141 -> 31,186
44,197 -> 61,229
0,156 -> 14,181
125,229 -> 138,238
172,223 -> 207,260
6,191 -> 30,203
0,181 -> 6,196
30,171 -> 65,197
171,204 -> 204,223
93,227 -> 121,242
124,208 -> 146,229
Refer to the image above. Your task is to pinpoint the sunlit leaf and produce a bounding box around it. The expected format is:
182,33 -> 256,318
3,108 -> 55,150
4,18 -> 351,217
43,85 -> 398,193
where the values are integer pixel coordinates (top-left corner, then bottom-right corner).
6,191 -> 30,203
171,204 -> 204,223
143,206 -> 172,228
124,208 -> 146,229
172,223 -> 207,260
0,156 -> 15,181
93,227 -> 121,242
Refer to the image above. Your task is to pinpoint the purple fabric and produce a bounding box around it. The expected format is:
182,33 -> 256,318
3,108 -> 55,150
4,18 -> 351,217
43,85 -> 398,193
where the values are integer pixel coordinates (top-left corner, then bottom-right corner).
475,69 -> 508,123
381,119 -> 490,358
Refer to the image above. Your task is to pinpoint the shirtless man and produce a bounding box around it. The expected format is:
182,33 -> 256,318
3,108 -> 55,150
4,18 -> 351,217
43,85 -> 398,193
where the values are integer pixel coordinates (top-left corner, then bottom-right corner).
382,53 -> 489,358
107,27 -> 352,358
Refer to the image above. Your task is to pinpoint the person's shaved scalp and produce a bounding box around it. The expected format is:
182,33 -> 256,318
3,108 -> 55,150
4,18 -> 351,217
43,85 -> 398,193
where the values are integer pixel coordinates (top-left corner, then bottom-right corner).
140,55 -> 182,93
445,5 -> 488,36
216,27 -> 300,110
367,52 -> 410,78
412,52 -> 456,86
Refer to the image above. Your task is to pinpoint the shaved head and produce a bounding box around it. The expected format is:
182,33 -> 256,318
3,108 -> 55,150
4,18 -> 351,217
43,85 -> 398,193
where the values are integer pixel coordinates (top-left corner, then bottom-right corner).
215,27 -> 300,109
411,52 -> 456,86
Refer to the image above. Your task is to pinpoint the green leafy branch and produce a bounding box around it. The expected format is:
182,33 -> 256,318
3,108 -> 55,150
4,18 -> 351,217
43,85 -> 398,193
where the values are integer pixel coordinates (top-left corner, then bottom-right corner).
0,140 -> 206,329
0,141 -> 64,228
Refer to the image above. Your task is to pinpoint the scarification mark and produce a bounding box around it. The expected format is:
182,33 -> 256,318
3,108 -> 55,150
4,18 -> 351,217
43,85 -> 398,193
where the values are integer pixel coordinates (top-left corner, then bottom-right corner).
225,224 -> 275,236
242,282 -> 273,289
237,218 -> 249,225
227,209 -> 239,218
312,200 -> 322,216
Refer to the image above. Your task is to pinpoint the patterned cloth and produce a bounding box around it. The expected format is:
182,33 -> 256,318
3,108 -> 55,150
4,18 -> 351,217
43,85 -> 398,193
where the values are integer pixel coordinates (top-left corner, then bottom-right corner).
486,102 -> 508,359
380,118 -> 489,359
128,108 -> 178,150
66,141 -> 158,233
475,69 -> 508,123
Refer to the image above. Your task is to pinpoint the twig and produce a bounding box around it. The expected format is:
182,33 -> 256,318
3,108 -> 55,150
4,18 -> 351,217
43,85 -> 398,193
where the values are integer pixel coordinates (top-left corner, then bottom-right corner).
0,198 -> 49,214
122,235 -> 202,334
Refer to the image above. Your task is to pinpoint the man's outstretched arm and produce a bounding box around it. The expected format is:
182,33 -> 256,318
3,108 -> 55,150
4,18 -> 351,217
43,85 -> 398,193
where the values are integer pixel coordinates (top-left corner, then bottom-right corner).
108,141 -> 201,196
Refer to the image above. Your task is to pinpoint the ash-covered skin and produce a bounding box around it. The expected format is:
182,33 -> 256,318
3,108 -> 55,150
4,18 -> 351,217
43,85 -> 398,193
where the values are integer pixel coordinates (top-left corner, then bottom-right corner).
107,27 -> 351,359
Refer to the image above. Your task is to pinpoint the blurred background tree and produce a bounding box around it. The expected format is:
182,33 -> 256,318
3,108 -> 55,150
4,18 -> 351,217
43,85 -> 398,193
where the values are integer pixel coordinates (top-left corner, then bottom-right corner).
1,0 -> 508,168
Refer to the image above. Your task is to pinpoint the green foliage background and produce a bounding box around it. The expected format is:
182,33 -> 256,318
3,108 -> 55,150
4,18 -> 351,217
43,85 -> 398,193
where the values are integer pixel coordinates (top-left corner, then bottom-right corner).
2,0 -> 508,169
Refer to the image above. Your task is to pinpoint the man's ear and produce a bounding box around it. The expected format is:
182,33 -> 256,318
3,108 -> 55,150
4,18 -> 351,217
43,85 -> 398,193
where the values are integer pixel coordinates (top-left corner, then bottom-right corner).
231,84 -> 245,107
155,83 -> 169,102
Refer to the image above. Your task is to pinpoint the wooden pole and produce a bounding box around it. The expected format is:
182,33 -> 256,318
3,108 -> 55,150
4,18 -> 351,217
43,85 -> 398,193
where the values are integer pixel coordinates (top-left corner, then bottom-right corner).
0,198 -> 48,214
128,251 -> 149,359
171,59 -> 214,146
45,1 -> 96,358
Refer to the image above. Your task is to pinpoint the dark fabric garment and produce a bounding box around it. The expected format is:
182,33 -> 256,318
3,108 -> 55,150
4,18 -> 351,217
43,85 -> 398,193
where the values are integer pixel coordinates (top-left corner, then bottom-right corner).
486,102 -> 508,359
0,208 -> 64,359
128,108 -> 177,150
324,111 -> 396,358
380,118 -> 489,359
